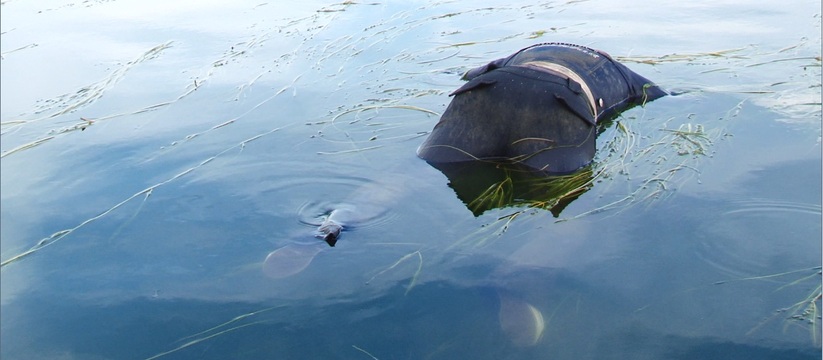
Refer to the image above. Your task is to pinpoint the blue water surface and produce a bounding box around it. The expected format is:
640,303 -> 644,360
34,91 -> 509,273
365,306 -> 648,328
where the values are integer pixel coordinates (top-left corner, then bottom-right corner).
1,1 -> 821,359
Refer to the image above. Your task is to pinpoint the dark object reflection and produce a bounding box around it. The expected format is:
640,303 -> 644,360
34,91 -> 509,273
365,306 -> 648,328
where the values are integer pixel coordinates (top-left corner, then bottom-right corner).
427,161 -> 595,217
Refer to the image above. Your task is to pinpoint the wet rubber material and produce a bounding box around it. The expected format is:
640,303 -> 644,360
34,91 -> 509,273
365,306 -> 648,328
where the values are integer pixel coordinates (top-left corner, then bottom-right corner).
417,42 -> 667,174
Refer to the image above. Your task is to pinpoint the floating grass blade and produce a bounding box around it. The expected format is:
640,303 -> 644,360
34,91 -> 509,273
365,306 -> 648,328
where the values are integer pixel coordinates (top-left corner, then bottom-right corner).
366,250 -> 423,295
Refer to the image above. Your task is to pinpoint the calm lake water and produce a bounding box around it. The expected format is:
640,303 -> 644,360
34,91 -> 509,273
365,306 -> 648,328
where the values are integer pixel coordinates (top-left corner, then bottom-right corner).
1,0 -> 821,359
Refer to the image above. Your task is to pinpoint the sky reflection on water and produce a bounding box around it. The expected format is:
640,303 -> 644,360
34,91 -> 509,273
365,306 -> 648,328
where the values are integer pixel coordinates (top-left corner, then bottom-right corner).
1,0 -> 821,359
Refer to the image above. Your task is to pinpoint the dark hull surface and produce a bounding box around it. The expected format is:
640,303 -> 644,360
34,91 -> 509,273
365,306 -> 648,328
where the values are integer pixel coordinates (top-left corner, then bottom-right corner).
417,43 -> 667,174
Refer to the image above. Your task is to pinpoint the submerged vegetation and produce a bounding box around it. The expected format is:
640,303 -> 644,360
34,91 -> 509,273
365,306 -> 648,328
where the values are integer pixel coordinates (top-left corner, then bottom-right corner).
715,266 -> 822,346
449,107 -> 724,249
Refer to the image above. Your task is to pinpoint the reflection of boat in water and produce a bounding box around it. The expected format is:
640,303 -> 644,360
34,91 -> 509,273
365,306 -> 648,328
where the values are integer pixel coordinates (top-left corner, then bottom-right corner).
427,161 -> 594,218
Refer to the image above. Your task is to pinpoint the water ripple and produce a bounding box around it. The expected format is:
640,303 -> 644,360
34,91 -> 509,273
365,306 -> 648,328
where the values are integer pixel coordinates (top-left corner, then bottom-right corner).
722,199 -> 822,216
696,198 -> 821,280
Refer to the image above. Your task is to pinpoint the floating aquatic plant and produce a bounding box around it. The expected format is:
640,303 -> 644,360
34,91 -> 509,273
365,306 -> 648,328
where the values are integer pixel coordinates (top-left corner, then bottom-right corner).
715,266 -> 822,346
144,306 -> 281,360
456,117 -> 719,248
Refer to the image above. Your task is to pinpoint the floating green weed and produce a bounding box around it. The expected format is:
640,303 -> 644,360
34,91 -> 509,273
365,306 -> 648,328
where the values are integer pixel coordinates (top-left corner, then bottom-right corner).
447,102 -> 728,249
616,47 -> 749,65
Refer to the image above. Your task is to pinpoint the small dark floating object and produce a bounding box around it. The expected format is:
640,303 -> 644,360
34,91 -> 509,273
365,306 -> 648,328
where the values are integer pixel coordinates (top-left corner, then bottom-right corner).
317,218 -> 342,247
